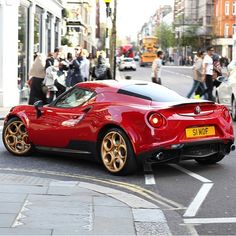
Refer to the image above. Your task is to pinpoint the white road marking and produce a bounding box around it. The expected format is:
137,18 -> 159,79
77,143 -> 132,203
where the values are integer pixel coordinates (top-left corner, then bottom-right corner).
169,164 -> 212,183
183,183 -> 214,217
169,164 -> 214,217
184,217 -> 236,224
145,174 -> 156,185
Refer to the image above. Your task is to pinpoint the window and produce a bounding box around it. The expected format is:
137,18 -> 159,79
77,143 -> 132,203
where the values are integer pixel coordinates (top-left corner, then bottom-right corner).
225,1 -> 230,15
53,87 -> 95,108
233,2 -> 236,15
224,23 -> 229,37
34,6 -> 43,52
233,24 -> 236,35
18,5 -> 29,90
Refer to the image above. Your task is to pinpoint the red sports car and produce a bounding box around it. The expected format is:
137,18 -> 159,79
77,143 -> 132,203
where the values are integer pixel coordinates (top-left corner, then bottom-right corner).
2,80 -> 235,175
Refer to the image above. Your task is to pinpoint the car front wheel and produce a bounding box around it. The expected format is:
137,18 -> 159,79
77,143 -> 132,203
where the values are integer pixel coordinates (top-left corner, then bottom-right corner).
195,153 -> 225,165
2,117 -> 33,156
100,128 -> 137,175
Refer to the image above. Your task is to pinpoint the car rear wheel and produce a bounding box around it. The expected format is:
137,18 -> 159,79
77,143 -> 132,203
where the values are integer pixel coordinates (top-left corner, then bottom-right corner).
195,153 -> 225,165
100,128 -> 137,175
231,98 -> 236,121
2,117 -> 33,156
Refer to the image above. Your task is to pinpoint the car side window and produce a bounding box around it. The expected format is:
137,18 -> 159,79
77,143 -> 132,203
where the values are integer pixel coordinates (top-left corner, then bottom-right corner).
53,87 -> 95,108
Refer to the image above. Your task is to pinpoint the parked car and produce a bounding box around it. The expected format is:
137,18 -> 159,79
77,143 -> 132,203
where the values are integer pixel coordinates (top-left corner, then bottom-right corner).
119,57 -> 136,71
215,72 -> 236,120
134,55 -> 139,61
2,80 -> 235,175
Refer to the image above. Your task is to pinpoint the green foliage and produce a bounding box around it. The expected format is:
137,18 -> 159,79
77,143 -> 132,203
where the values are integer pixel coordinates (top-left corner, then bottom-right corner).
179,25 -> 200,49
155,23 -> 175,50
62,8 -> 69,18
61,36 -> 72,47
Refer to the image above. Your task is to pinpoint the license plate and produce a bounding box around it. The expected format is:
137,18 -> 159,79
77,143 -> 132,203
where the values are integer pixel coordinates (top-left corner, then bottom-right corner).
185,126 -> 215,138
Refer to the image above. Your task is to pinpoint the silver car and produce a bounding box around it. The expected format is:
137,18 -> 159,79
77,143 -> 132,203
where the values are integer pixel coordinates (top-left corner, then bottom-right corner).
215,72 -> 236,120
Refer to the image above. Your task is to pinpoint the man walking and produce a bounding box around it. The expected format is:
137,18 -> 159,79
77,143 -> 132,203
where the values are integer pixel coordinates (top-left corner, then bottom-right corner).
202,46 -> 214,101
151,50 -> 164,85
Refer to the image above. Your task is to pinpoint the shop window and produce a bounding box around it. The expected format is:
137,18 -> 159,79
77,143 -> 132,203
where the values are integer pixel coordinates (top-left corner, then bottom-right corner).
224,24 -> 229,37
34,6 -> 43,53
47,13 -> 52,53
18,5 -> 29,90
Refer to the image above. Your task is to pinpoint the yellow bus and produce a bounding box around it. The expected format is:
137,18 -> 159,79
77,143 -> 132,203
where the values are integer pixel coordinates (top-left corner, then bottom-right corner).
139,36 -> 158,66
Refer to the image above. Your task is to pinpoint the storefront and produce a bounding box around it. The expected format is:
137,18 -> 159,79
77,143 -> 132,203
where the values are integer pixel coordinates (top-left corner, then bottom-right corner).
0,0 -> 63,107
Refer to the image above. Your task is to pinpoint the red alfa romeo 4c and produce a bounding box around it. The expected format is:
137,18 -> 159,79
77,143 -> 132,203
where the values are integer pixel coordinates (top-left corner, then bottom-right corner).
2,80 -> 235,175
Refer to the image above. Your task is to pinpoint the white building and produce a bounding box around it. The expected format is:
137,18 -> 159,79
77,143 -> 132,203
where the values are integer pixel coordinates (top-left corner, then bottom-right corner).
0,0 -> 63,107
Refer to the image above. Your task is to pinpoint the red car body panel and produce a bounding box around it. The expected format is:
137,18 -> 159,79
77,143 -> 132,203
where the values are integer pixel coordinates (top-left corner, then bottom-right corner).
4,80 -> 235,163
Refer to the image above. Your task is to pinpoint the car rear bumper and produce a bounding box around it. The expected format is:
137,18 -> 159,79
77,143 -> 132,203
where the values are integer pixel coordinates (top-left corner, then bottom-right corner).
136,139 -> 235,164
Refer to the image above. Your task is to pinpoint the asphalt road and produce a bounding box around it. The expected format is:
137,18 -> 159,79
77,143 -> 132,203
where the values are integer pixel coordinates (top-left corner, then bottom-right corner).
1,64 -> 236,235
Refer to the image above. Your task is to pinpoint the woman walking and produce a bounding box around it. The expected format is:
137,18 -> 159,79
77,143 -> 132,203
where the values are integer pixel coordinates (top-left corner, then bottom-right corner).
186,50 -> 206,99
28,54 -> 47,105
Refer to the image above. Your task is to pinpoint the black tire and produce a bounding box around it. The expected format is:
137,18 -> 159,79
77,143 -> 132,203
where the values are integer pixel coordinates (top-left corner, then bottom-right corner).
231,98 -> 236,121
2,117 -> 34,156
99,127 -> 138,175
195,153 -> 225,165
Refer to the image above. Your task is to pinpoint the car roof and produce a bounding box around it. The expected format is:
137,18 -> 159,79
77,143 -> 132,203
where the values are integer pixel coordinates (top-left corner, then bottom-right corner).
77,79 -> 146,93
77,80 -> 188,103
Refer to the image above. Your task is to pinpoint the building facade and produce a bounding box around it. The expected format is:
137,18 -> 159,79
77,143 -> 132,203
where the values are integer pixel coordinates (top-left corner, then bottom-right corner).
174,0 -> 214,48
213,0 -> 236,59
0,0 -> 63,107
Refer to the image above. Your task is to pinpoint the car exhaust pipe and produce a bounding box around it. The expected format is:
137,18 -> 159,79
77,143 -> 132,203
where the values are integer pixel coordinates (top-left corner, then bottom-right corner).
155,152 -> 164,160
230,144 -> 235,152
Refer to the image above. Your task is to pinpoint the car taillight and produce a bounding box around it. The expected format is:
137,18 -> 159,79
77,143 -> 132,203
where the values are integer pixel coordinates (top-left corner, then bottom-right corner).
148,113 -> 166,128
222,107 -> 231,122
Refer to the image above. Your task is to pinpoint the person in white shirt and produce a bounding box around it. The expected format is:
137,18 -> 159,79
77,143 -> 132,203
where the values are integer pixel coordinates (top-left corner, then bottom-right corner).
151,51 -> 164,85
80,49 -> 90,81
202,46 -> 214,101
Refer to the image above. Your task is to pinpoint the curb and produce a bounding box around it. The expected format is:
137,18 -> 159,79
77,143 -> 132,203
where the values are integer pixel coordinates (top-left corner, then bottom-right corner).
0,172 -> 172,236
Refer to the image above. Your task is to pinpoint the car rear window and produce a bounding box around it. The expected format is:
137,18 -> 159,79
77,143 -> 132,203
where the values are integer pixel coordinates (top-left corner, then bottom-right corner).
117,83 -> 186,102
123,58 -> 133,62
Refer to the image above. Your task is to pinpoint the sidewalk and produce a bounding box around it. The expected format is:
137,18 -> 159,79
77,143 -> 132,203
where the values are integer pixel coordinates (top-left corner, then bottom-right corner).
0,172 -> 171,235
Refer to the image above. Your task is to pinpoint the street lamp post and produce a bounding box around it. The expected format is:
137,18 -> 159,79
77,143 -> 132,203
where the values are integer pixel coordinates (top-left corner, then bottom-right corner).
104,0 -> 112,58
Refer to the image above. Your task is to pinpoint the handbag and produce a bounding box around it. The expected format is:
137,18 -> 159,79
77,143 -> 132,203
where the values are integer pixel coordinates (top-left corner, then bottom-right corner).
41,84 -> 48,94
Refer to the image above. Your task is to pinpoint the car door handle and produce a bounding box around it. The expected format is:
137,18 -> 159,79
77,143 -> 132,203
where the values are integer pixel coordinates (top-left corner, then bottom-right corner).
82,106 -> 93,114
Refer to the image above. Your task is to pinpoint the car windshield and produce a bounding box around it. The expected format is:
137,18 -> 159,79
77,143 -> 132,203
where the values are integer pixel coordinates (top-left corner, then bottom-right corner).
52,87 -> 95,108
118,83 -> 186,102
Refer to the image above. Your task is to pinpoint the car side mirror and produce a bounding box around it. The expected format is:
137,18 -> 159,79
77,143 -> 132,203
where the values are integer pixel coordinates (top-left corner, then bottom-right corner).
34,100 -> 44,118
216,76 -> 228,83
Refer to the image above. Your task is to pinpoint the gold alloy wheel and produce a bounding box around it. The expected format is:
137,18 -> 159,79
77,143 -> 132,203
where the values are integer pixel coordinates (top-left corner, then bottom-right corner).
4,120 -> 31,155
101,131 -> 127,173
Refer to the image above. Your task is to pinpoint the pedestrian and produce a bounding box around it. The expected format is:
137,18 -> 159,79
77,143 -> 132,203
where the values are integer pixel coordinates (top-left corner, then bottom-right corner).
54,61 -> 67,97
91,54 -> 112,80
69,46 -> 84,86
212,53 -> 222,88
186,50 -> 206,99
28,53 -> 47,105
202,46 -> 215,101
45,48 -> 61,69
151,50 -> 164,84
80,49 -> 90,81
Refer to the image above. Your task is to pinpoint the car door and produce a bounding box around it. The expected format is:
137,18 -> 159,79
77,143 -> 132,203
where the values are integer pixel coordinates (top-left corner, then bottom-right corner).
27,87 -> 95,148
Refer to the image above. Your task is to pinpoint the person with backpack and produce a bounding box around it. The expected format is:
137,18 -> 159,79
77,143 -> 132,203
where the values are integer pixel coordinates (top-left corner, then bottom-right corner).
92,54 -> 112,80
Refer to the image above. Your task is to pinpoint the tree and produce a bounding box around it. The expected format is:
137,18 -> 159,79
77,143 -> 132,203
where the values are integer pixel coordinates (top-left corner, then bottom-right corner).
180,25 -> 202,50
155,23 -> 175,50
